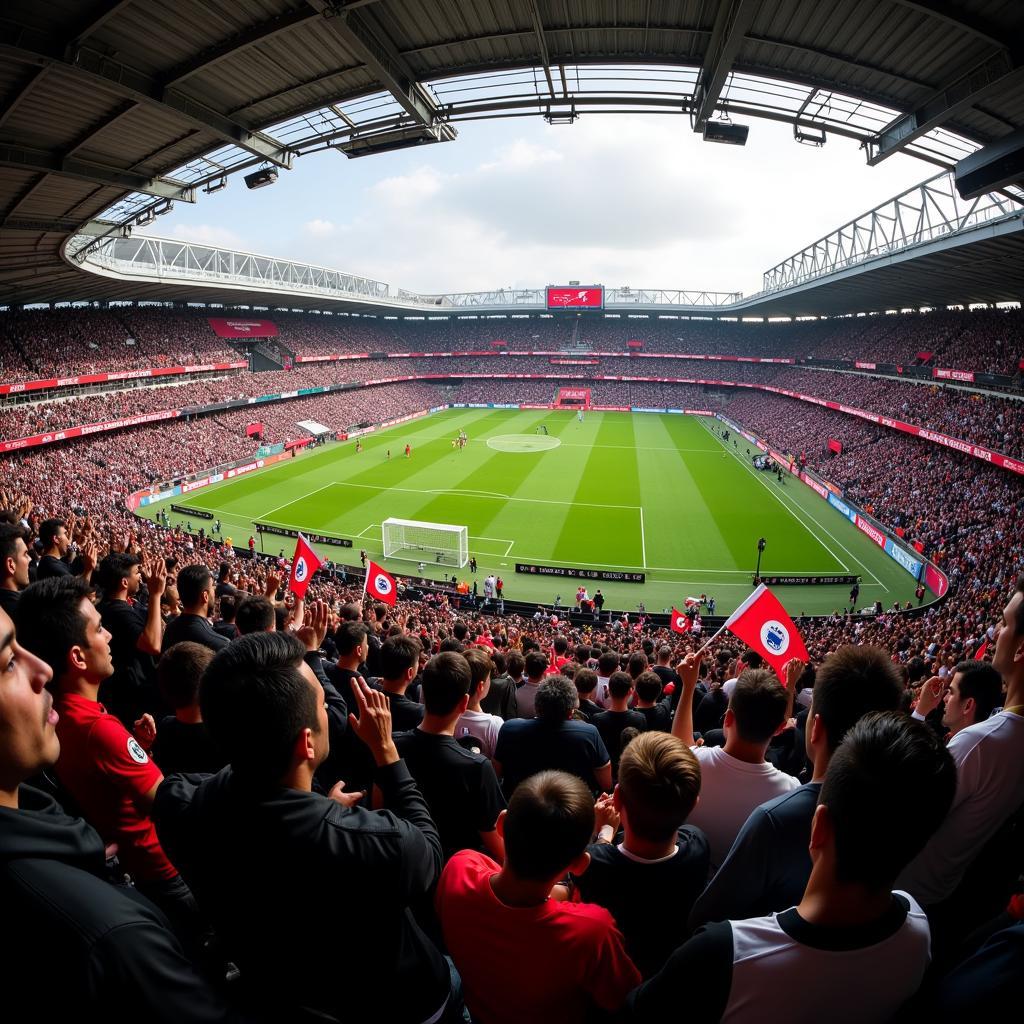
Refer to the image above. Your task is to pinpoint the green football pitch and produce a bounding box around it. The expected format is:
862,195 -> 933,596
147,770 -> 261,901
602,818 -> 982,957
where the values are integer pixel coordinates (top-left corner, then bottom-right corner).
143,408 -> 917,615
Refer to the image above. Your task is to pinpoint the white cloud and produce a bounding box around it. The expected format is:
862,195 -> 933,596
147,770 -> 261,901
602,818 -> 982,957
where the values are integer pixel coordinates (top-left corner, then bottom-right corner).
304,218 -> 336,237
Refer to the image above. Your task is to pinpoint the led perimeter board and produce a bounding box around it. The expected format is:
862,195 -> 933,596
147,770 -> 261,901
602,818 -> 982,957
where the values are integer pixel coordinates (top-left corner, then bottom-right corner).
546,286 -> 604,309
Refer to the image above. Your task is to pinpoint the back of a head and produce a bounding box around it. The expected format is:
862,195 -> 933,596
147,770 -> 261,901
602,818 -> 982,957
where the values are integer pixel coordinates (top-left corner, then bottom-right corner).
334,620 -> 367,656
524,650 -> 549,681
729,668 -> 788,743
740,649 -> 763,672
505,651 -> 525,679
14,576 -> 94,681
235,595 -> 276,635
452,619 -> 469,641
491,651 -> 507,676
439,636 -> 464,654
627,651 -> 648,679
159,641 -> 214,710
338,602 -> 362,622
574,643 -> 590,664
504,770 -> 595,881
658,645 -> 672,664
574,667 -> 598,697
634,670 -> 663,703
553,635 -> 568,656
200,631 -> 314,784
534,676 -> 578,723
462,646 -> 494,690
38,518 -> 64,550
618,732 -> 701,841
953,660 -> 1004,722
812,645 -> 905,752
177,564 -> 212,609
598,651 -> 619,677
421,652 -> 471,716
820,711 -> 956,888
608,670 -> 634,701
380,633 -> 421,680
219,594 -> 237,623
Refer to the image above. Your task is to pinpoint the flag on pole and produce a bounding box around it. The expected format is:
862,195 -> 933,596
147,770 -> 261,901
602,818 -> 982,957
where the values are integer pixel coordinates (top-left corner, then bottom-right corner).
721,584 -> 808,682
364,560 -> 397,606
670,608 -> 690,634
975,639 -> 989,661
288,534 -> 322,599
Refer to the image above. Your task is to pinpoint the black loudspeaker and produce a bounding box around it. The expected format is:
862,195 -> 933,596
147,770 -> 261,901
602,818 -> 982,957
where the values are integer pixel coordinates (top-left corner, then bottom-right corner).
243,168 -> 278,190
955,127 -> 1024,199
702,122 -> 749,146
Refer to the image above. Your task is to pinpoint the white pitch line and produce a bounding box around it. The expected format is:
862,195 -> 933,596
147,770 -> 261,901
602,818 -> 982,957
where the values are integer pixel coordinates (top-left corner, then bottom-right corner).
639,507 -> 648,569
258,482 -> 337,522
703,420 -> 883,586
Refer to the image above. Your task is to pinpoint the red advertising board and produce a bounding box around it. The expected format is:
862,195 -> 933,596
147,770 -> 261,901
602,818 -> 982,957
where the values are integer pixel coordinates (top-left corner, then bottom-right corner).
828,438 -> 843,454
0,361 -> 246,398
546,286 -> 604,309
854,361 -> 876,370
208,318 -> 278,338
924,563 -> 949,597
855,514 -> 887,548
933,368 -> 975,383
0,409 -> 180,453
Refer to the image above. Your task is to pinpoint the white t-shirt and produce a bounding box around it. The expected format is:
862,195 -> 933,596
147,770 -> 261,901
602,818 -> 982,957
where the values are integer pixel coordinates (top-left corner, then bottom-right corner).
595,676 -> 611,708
722,676 -> 739,699
896,710 -> 1024,905
456,708 -> 504,759
687,745 -> 803,870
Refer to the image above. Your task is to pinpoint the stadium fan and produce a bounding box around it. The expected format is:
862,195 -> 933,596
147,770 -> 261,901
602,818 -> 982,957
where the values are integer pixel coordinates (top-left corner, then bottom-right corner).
0,521 -> 31,616
515,649 -> 549,718
376,633 -> 426,732
592,671 -> 648,778
436,770 -> 641,1024
689,645 -> 905,930
153,634 -> 454,1023
911,660 -> 1004,739
456,646 -> 505,756
629,712 -> 957,1023
0,604 -> 234,1021
161,564 -> 229,653
672,656 -> 803,869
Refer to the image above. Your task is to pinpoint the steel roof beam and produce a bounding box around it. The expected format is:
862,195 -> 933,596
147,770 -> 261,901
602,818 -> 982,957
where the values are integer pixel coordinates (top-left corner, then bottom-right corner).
308,1 -> 439,128
866,52 -> 1020,164
0,65 -> 48,128
162,9 -> 321,88
0,144 -> 196,201
0,29 -> 294,169
527,1 -> 556,97
691,0 -> 757,130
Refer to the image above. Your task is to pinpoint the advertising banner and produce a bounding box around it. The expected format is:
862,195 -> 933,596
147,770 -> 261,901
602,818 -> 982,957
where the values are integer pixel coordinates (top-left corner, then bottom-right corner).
207,318 -> 278,338
924,563 -> 949,597
546,286 -> 604,309
855,514 -> 887,548
933,368 -> 975,382
515,562 -> 645,583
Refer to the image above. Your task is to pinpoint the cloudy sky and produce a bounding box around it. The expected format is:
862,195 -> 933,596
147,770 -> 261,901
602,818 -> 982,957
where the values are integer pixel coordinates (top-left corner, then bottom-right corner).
148,113 -> 932,299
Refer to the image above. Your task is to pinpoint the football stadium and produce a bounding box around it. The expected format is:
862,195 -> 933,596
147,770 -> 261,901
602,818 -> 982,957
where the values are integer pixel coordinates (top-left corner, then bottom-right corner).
2,2 -> 1023,1020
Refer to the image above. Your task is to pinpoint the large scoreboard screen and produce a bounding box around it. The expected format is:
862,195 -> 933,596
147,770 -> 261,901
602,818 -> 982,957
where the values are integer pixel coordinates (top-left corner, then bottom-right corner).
546,286 -> 604,310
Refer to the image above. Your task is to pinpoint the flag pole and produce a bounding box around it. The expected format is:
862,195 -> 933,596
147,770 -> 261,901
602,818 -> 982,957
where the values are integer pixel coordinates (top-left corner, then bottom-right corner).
694,621 -> 730,656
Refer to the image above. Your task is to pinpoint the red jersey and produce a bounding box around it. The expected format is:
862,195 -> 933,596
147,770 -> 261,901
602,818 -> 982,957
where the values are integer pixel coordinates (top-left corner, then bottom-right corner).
437,851 -> 640,1024
53,693 -> 176,881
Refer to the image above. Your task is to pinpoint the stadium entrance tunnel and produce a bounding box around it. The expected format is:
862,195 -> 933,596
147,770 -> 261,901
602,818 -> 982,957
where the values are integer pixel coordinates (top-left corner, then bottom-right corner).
486,434 -> 563,453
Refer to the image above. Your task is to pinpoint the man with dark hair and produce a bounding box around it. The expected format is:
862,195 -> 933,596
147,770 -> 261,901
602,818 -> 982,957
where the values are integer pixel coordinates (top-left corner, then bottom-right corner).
327,619 -> 369,712
689,645 -> 904,929
596,650 -> 620,706
0,521 -> 31,616
213,593 -> 239,640
631,712 -> 956,1022
235,594 -> 276,635
36,518 -> 73,579
897,577 -> 1024,914
593,671 -> 648,779
437,770 -> 640,1024
14,577 -> 197,941
633,670 -> 673,732
673,657 -> 802,869
96,551 -> 165,725
912,660 -> 1003,739
570,732 -> 709,977
161,564 -> 228,653
390,652 -> 504,860
154,633 -> 452,1023
378,633 -> 425,732
0,605 -> 233,1021
517,650 -> 549,718
495,677 -> 612,797
573,667 -> 604,722
152,642 -> 224,776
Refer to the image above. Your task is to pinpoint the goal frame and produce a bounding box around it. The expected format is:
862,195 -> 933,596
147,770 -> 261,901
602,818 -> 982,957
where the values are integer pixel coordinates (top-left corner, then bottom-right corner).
382,517 -> 469,569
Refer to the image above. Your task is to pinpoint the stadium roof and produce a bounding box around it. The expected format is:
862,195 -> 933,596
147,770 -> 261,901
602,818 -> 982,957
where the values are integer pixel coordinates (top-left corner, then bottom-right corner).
2,0 -> 1023,313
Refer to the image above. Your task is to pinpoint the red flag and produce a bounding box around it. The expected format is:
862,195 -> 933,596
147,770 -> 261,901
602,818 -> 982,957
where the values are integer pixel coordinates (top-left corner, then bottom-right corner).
288,534 -> 322,599
722,584 -> 809,682
364,560 -> 397,606
670,608 -> 689,634
975,639 -> 989,661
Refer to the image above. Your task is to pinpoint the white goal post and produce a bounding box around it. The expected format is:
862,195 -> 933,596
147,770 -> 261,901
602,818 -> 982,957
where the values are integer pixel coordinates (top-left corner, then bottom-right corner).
382,517 -> 469,568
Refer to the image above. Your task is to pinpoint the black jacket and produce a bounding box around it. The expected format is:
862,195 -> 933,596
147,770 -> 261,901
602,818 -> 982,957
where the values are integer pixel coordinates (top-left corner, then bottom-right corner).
0,786 -> 231,1023
153,761 -> 450,1022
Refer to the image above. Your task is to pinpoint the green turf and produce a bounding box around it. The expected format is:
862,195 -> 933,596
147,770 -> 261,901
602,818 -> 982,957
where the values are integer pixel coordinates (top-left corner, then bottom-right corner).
141,409 -> 917,615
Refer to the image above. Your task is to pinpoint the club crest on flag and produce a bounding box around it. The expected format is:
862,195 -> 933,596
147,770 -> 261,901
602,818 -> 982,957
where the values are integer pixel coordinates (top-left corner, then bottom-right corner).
294,557 -> 308,583
287,534 -> 323,600
760,620 -> 790,656
373,573 -> 393,597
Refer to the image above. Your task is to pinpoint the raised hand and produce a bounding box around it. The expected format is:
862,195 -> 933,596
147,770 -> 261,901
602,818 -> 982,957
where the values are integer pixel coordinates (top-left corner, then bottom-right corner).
347,676 -> 398,767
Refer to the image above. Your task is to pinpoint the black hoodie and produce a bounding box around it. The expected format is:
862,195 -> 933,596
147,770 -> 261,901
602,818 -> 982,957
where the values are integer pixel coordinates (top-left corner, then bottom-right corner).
0,786 -> 232,1023
153,759 -> 450,1023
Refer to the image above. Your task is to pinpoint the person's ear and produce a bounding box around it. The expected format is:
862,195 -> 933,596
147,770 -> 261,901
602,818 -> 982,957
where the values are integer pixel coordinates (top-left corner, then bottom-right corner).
495,809 -> 507,839
299,727 -> 315,764
612,784 -> 622,812
67,644 -> 88,674
961,696 -> 976,719
458,693 -> 470,716
808,803 -> 832,853
723,706 -> 735,730
567,850 -> 591,877
809,713 -> 826,748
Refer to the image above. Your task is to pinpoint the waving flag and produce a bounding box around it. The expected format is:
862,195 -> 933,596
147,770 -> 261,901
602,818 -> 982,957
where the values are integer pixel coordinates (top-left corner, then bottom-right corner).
364,560 -> 397,606
670,608 -> 690,634
974,639 -> 989,661
288,534 -> 322,599
722,584 -> 808,682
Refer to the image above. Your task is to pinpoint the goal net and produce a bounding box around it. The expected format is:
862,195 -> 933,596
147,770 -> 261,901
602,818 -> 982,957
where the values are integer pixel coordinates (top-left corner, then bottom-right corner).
382,518 -> 469,568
